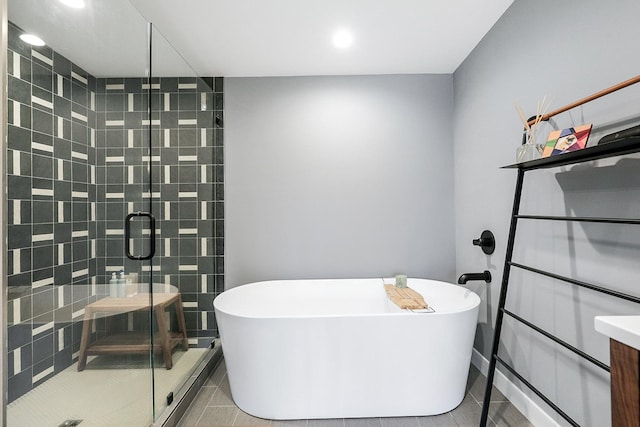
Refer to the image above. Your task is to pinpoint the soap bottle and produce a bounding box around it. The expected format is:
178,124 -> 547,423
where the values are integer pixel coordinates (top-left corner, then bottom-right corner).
125,274 -> 133,297
109,272 -> 118,298
118,270 -> 126,297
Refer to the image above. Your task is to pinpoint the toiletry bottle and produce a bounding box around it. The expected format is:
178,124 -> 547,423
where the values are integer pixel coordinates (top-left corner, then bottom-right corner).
118,270 -> 126,298
109,272 -> 118,298
395,274 -> 408,288
125,274 -> 133,297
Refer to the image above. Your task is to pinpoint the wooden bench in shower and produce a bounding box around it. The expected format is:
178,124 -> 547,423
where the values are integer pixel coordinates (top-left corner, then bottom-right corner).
77,292 -> 189,371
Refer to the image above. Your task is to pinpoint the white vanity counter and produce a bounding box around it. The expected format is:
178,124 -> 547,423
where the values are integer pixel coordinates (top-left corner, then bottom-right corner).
595,315 -> 640,427
595,315 -> 640,350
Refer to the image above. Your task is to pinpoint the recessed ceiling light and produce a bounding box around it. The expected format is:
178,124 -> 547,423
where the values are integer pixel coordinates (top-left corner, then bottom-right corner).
333,30 -> 353,49
59,0 -> 86,9
19,34 -> 45,46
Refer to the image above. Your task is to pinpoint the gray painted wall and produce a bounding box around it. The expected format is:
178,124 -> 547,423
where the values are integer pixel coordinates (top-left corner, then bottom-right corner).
453,0 -> 640,425
224,2 -> 640,422
226,74 -> 455,288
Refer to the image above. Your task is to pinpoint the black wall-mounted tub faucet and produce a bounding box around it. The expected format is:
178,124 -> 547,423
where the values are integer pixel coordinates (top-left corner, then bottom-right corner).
458,270 -> 492,284
473,230 -> 495,255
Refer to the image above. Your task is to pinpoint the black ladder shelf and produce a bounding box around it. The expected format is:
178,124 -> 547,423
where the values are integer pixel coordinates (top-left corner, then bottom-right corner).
478,75 -> 640,427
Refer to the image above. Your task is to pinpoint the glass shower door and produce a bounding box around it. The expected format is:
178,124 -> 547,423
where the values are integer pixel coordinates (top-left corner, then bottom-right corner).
4,0 -> 159,425
148,24 -> 219,421
4,1 -> 219,424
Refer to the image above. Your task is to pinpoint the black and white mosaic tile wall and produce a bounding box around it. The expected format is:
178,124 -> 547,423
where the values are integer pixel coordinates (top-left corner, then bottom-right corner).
5,22 -> 224,402
94,76 -> 224,347
6,22 -> 100,403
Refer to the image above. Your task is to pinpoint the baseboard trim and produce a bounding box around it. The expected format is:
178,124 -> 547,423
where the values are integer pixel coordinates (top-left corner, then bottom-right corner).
471,348 -> 560,427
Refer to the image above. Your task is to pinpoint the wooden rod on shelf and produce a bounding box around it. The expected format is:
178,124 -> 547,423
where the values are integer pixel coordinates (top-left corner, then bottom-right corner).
527,74 -> 640,126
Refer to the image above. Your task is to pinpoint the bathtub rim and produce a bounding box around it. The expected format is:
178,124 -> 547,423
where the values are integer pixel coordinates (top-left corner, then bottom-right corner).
213,277 -> 481,320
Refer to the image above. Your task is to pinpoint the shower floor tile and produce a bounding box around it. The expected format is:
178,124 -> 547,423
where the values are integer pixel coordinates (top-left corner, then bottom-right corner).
177,357 -> 533,427
7,348 -> 208,427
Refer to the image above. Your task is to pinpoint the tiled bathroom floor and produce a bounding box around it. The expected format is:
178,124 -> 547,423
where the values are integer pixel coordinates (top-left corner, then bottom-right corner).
177,358 -> 533,427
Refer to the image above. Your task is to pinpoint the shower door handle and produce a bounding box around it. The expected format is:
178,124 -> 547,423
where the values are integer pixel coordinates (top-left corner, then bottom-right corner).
124,211 -> 156,260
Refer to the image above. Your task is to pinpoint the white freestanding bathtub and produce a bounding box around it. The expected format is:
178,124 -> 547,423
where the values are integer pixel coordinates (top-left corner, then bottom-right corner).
213,278 -> 480,420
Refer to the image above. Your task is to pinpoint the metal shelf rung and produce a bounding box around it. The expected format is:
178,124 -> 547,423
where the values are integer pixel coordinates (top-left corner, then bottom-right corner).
495,355 -> 580,427
516,214 -> 640,225
502,308 -> 609,372
509,262 -> 640,305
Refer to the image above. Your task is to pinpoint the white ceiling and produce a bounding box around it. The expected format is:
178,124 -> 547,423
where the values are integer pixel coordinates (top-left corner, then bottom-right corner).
9,0 -> 514,78
130,0 -> 514,77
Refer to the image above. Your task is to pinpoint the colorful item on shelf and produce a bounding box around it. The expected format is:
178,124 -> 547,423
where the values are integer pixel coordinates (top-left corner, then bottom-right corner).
542,124 -> 593,157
